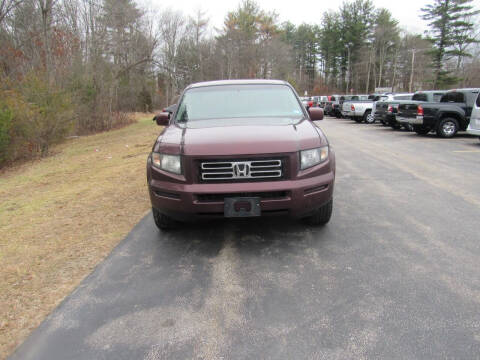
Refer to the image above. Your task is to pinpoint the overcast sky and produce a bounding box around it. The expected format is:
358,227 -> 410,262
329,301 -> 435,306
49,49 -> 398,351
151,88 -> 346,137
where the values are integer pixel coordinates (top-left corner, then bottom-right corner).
142,0 -> 440,34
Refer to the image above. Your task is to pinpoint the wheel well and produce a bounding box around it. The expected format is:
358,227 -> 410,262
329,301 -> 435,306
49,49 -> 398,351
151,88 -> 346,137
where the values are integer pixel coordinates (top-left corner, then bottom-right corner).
439,113 -> 465,129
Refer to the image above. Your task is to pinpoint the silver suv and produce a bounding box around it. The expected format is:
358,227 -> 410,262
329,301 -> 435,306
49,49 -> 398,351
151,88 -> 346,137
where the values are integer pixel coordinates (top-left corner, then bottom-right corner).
467,92 -> 480,140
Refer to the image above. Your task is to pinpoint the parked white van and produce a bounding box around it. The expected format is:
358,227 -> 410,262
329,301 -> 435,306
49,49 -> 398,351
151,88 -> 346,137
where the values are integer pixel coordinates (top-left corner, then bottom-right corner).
467,92 -> 480,140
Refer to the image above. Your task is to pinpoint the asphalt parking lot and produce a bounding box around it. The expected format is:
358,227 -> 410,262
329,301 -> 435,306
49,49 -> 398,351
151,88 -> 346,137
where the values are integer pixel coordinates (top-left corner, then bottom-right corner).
10,117 -> 480,360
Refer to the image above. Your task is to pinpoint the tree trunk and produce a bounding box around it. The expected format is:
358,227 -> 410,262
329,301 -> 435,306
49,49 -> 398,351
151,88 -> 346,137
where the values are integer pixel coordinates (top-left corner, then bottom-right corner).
39,0 -> 53,86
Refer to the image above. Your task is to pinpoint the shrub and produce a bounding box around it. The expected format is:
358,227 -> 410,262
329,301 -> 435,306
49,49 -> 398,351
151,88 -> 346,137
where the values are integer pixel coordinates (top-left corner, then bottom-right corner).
0,103 -> 13,165
0,89 -> 34,166
20,75 -> 74,155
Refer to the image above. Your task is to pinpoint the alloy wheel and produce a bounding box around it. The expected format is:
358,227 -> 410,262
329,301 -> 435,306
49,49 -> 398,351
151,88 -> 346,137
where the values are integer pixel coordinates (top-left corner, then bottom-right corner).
442,121 -> 456,137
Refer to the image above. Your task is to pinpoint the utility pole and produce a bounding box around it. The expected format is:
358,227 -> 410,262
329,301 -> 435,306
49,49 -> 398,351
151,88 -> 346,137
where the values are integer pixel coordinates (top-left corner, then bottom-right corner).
365,48 -> 372,94
346,43 -> 352,94
409,49 -> 416,93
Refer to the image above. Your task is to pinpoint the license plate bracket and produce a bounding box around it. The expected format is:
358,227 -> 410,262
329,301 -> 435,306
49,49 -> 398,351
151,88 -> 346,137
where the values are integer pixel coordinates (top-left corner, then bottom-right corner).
224,197 -> 261,217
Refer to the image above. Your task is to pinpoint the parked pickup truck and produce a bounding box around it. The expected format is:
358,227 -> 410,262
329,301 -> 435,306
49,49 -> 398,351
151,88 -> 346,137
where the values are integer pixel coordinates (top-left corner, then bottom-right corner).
374,93 -> 413,129
148,79 -> 335,229
317,96 -> 329,108
329,94 -> 343,118
300,96 -> 315,109
323,95 -> 340,117
393,90 -> 447,129
342,95 -> 375,123
341,95 -> 370,120
397,88 -> 480,137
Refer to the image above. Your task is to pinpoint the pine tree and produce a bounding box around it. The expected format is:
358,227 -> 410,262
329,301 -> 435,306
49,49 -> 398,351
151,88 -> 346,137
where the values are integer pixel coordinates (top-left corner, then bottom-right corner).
421,0 -> 480,88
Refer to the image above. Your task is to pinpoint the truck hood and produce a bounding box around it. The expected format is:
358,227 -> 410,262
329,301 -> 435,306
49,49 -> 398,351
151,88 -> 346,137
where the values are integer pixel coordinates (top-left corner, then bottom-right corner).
155,118 -> 325,156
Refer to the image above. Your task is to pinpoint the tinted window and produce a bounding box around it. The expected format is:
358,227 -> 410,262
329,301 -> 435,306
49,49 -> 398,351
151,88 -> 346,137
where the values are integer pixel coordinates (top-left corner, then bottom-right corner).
175,84 -> 304,123
477,93 -> 480,107
441,92 -> 465,103
413,93 -> 428,101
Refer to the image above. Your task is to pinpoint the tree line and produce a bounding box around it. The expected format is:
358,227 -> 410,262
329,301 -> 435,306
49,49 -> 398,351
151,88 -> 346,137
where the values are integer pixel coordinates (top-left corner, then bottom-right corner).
0,0 -> 479,166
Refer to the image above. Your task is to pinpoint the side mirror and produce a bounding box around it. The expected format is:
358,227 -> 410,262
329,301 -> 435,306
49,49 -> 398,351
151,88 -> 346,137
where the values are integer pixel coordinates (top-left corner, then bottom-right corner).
154,112 -> 170,126
308,107 -> 324,121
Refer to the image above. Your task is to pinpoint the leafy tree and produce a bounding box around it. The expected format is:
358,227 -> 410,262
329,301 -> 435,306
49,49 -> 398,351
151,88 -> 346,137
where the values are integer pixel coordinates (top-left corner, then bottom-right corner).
280,22 -> 320,93
338,0 -> 374,91
217,0 -> 280,79
421,0 -> 480,88
319,12 -> 342,89
371,9 -> 400,88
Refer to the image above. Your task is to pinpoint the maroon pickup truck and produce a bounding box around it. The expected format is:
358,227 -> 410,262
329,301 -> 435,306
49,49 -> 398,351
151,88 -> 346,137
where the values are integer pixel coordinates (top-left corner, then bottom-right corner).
147,80 -> 335,229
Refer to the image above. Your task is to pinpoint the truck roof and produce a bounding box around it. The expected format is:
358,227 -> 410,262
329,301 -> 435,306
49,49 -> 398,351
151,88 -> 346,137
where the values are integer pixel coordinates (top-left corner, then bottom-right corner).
187,79 -> 288,89
415,90 -> 448,93
447,88 -> 480,93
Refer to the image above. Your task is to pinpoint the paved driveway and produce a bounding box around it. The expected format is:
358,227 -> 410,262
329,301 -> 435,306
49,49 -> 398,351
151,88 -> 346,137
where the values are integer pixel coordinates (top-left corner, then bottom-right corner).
10,118 -> 480,359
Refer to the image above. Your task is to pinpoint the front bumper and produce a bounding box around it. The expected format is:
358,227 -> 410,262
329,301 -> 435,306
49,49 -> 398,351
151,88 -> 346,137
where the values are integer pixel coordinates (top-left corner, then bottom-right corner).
467,123 -> 480,136
148,167 -> 335,221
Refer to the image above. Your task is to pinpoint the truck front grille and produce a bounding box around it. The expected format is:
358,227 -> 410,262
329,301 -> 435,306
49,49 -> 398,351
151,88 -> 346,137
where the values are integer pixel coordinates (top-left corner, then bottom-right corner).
200,159 -> 283,181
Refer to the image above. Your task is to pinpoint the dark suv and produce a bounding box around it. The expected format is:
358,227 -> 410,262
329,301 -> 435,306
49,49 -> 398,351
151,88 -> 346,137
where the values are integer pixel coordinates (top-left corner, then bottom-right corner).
147,80 -> 335,229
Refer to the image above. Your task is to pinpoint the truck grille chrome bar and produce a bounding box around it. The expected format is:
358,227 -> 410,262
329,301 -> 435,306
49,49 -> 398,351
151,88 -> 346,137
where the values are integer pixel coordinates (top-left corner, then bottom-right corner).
200,159 -> 282,180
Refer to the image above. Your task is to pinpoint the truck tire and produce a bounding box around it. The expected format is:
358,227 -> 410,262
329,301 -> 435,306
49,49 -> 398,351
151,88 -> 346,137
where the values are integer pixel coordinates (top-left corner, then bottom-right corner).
436,117 -> 459,138
152,207 -> 179,230
303,199 -> 333,226
413,126 -> 430,135
363,110 -> 374,124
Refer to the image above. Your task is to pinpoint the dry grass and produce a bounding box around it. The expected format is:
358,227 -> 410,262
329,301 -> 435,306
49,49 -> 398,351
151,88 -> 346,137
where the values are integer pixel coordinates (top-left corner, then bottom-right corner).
0,114 -> 161,359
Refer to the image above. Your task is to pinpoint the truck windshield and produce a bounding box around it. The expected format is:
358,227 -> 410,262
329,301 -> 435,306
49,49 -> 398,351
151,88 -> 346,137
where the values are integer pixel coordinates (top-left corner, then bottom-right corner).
175,84 -> 304,124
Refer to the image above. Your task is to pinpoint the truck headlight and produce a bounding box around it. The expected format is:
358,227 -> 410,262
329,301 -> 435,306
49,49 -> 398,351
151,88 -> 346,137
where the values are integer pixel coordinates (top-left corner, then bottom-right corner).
300,146 -> 329,170
151,153 -> 182,174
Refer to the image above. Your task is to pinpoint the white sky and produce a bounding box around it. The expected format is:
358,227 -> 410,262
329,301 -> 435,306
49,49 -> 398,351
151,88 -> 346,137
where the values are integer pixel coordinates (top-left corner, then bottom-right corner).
141,0 -> 443,34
